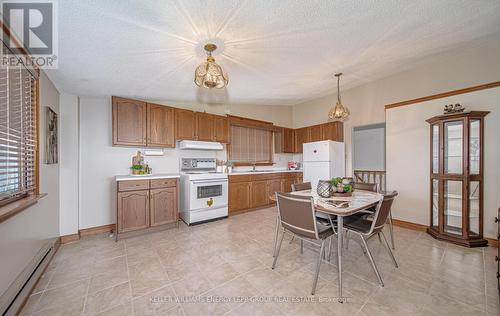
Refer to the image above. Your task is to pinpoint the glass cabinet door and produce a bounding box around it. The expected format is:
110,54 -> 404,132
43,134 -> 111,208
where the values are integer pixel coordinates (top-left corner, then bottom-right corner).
469,119 -> 480,175
432,124 -> 439,174
444,180 -> 462,235
469,181 -> 480,236
444,121 -> 463,174
431,179 -> 439,230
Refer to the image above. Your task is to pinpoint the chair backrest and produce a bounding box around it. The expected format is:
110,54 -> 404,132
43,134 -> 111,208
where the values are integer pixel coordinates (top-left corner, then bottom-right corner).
291,182 -> 312,192
354,182 -> 378,192
370,191 -> 398,233
275,192 -> 318,240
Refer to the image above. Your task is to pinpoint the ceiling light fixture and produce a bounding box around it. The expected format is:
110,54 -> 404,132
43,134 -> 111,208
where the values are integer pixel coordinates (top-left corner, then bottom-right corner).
328,73 -> 349,121
194,43 -> 228,89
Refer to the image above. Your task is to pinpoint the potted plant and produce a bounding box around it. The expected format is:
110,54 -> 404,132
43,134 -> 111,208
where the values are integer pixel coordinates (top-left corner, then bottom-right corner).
131,164 -> 144,175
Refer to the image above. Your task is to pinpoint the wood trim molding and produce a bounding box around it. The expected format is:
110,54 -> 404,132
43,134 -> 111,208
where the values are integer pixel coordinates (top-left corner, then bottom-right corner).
0,194 -> 47,224
79,224 -> 116,237
60,233 -> 80,244
384,81 -> 500,110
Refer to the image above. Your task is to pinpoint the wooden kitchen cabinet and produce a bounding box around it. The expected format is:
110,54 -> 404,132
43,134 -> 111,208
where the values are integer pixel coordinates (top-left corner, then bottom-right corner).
295,127 -> 310,153
116,178 -> 179,239
175,108 -> 196,140
267,179 -> 282,203
150,187 -> 178,226
112,96 -> 147,146
309,124 -> 322,142
320,122 -> 344,142
196,112 -> 216,141
251,180 -> 269,208
117,190 -> 150,233
215,115 -> 230,143
282,178 -> 295,193
147,103 -> 175,148
228,182 -> 251,213
275,127 -> 295,153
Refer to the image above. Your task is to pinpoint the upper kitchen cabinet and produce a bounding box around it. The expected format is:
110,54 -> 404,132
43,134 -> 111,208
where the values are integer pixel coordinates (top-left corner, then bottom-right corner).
175,108 -> 196,140
112,96 -> 147,146
274,127 -> 295,153
321,122 -> 344,142
294,127 -> 310,153
147,103 -> 175,148
309,124 -> 322,142
196,112 -> 216,141
214,115 -> 230,143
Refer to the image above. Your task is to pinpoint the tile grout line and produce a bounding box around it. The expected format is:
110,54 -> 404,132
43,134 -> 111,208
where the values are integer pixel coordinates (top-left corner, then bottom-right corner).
124,241 -> 136,316
482,248 -> 488,314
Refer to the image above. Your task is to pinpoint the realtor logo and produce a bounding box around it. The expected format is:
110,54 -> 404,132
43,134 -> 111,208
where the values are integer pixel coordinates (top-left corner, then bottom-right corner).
1,0 -> 58,68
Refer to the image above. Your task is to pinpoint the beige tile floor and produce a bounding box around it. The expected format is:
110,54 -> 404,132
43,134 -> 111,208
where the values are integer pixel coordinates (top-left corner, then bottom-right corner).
21,206 -> 499,316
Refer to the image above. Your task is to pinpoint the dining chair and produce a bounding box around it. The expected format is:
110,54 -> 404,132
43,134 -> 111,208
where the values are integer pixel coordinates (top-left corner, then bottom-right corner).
291,181 -> 312,191
290,181 -> 335,254
272,192 -> 335,295
343,191 -> 399,287
352,182 -> 396,250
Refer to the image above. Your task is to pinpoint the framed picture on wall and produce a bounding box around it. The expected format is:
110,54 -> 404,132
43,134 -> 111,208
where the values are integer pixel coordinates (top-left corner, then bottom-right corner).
45,106 -> 58,164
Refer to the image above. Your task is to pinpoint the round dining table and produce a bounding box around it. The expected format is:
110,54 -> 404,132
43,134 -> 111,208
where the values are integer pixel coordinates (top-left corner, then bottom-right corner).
269,189 -> 384,301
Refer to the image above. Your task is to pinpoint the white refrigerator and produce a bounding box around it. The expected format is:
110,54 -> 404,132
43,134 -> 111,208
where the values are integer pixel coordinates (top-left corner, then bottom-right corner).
303,140 -> 345,192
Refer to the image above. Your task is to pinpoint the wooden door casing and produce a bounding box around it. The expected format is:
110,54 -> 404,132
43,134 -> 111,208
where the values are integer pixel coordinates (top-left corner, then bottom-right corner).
112,97 -> 147,146
150,187 -> 178,226
215,115 -> 230,143
117,190 -> 149,233
229,182 -> 251,213
175,108 -> 196,140
147,103 -> 175,147
196,112 -> 216,141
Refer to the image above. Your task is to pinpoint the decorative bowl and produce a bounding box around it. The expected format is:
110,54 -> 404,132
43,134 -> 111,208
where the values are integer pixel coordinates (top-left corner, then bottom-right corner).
316,180 -> 332,198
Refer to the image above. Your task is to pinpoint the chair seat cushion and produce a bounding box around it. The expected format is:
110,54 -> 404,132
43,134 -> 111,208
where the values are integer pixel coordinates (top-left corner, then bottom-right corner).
344,216 -> 372,234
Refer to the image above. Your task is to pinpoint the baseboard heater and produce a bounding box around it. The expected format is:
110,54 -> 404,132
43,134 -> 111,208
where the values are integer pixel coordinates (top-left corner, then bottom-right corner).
0,238 -> 58,316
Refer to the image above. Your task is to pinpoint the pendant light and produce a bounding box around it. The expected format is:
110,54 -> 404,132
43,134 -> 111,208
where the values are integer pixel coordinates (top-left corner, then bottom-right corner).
194,43 -> 228,89
328,73 -> 349,121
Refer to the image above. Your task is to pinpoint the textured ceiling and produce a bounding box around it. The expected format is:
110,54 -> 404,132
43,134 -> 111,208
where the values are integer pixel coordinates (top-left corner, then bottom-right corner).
46,0 -> 500,105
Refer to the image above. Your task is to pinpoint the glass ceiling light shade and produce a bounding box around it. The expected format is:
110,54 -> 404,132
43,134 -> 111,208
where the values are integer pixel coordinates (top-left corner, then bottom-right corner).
194,43 -> 228,89
328,73 -> 349,121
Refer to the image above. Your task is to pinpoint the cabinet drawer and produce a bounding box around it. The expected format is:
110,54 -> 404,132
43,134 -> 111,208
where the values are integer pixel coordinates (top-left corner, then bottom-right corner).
150,178 -> 177,189
229,174 -> 252,183
251,173 -> 282,181
118,180 -> 150,192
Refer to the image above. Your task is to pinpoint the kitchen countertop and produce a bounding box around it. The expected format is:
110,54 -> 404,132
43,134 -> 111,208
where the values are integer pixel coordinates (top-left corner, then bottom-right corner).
115,173 -> 180,181
229,169 -> 303,176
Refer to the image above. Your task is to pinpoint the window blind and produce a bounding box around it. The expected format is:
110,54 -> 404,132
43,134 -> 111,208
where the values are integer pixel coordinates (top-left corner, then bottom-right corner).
230,125 -> 272,163
0,59 -> 37,202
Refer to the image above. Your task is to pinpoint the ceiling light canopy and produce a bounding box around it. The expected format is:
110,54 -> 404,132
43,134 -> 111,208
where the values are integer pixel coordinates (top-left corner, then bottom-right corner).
194,43 -> 229,89
328,73 -> 349,121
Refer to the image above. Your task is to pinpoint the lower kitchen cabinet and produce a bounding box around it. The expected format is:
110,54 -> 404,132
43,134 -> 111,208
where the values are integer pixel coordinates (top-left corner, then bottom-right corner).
228,182 -> 251,213
150,187 -> 178,226
251,180 -> 269,208
116,178 -> 179,239
228,172 -> 303,214
117,190 -> 150,233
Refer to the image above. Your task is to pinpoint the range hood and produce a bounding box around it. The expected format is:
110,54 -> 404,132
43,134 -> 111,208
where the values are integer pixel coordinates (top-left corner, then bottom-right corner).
178,140 -> 224,151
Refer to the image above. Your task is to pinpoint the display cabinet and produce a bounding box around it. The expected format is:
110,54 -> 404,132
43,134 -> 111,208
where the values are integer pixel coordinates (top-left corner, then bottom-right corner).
426,111 -> 489,247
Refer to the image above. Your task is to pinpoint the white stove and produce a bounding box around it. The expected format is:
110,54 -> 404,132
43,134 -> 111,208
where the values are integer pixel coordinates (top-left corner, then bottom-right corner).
179,158 -> 228,225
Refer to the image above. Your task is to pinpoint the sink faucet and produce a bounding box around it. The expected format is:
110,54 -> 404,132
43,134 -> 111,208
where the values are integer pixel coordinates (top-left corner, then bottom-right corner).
252,162 -> 256,172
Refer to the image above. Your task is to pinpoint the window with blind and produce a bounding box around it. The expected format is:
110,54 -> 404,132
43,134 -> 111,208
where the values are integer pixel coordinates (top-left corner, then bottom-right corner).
229,125 -> 273,164
0,57 -> 38,204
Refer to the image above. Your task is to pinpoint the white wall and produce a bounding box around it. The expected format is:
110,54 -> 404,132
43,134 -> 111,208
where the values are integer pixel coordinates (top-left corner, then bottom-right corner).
0,72 -> 60,296
78,97 -> 296,229
353,125 -> 385,171
292,35 -> 500,175
386,87 -> 500,239
59,93 -> 79,236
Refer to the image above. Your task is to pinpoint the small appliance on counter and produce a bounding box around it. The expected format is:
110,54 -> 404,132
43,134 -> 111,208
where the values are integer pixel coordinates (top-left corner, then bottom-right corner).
179,158 -> 228,225
288,161 -> 298,170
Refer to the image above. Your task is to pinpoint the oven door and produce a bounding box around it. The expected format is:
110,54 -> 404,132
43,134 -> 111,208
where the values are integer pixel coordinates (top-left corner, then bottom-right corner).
189,179 -> 228,211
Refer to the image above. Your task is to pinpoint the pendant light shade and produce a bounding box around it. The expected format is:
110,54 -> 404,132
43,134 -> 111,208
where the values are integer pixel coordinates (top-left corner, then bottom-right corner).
328,73 -> 349,121
194,43 -> 229,89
